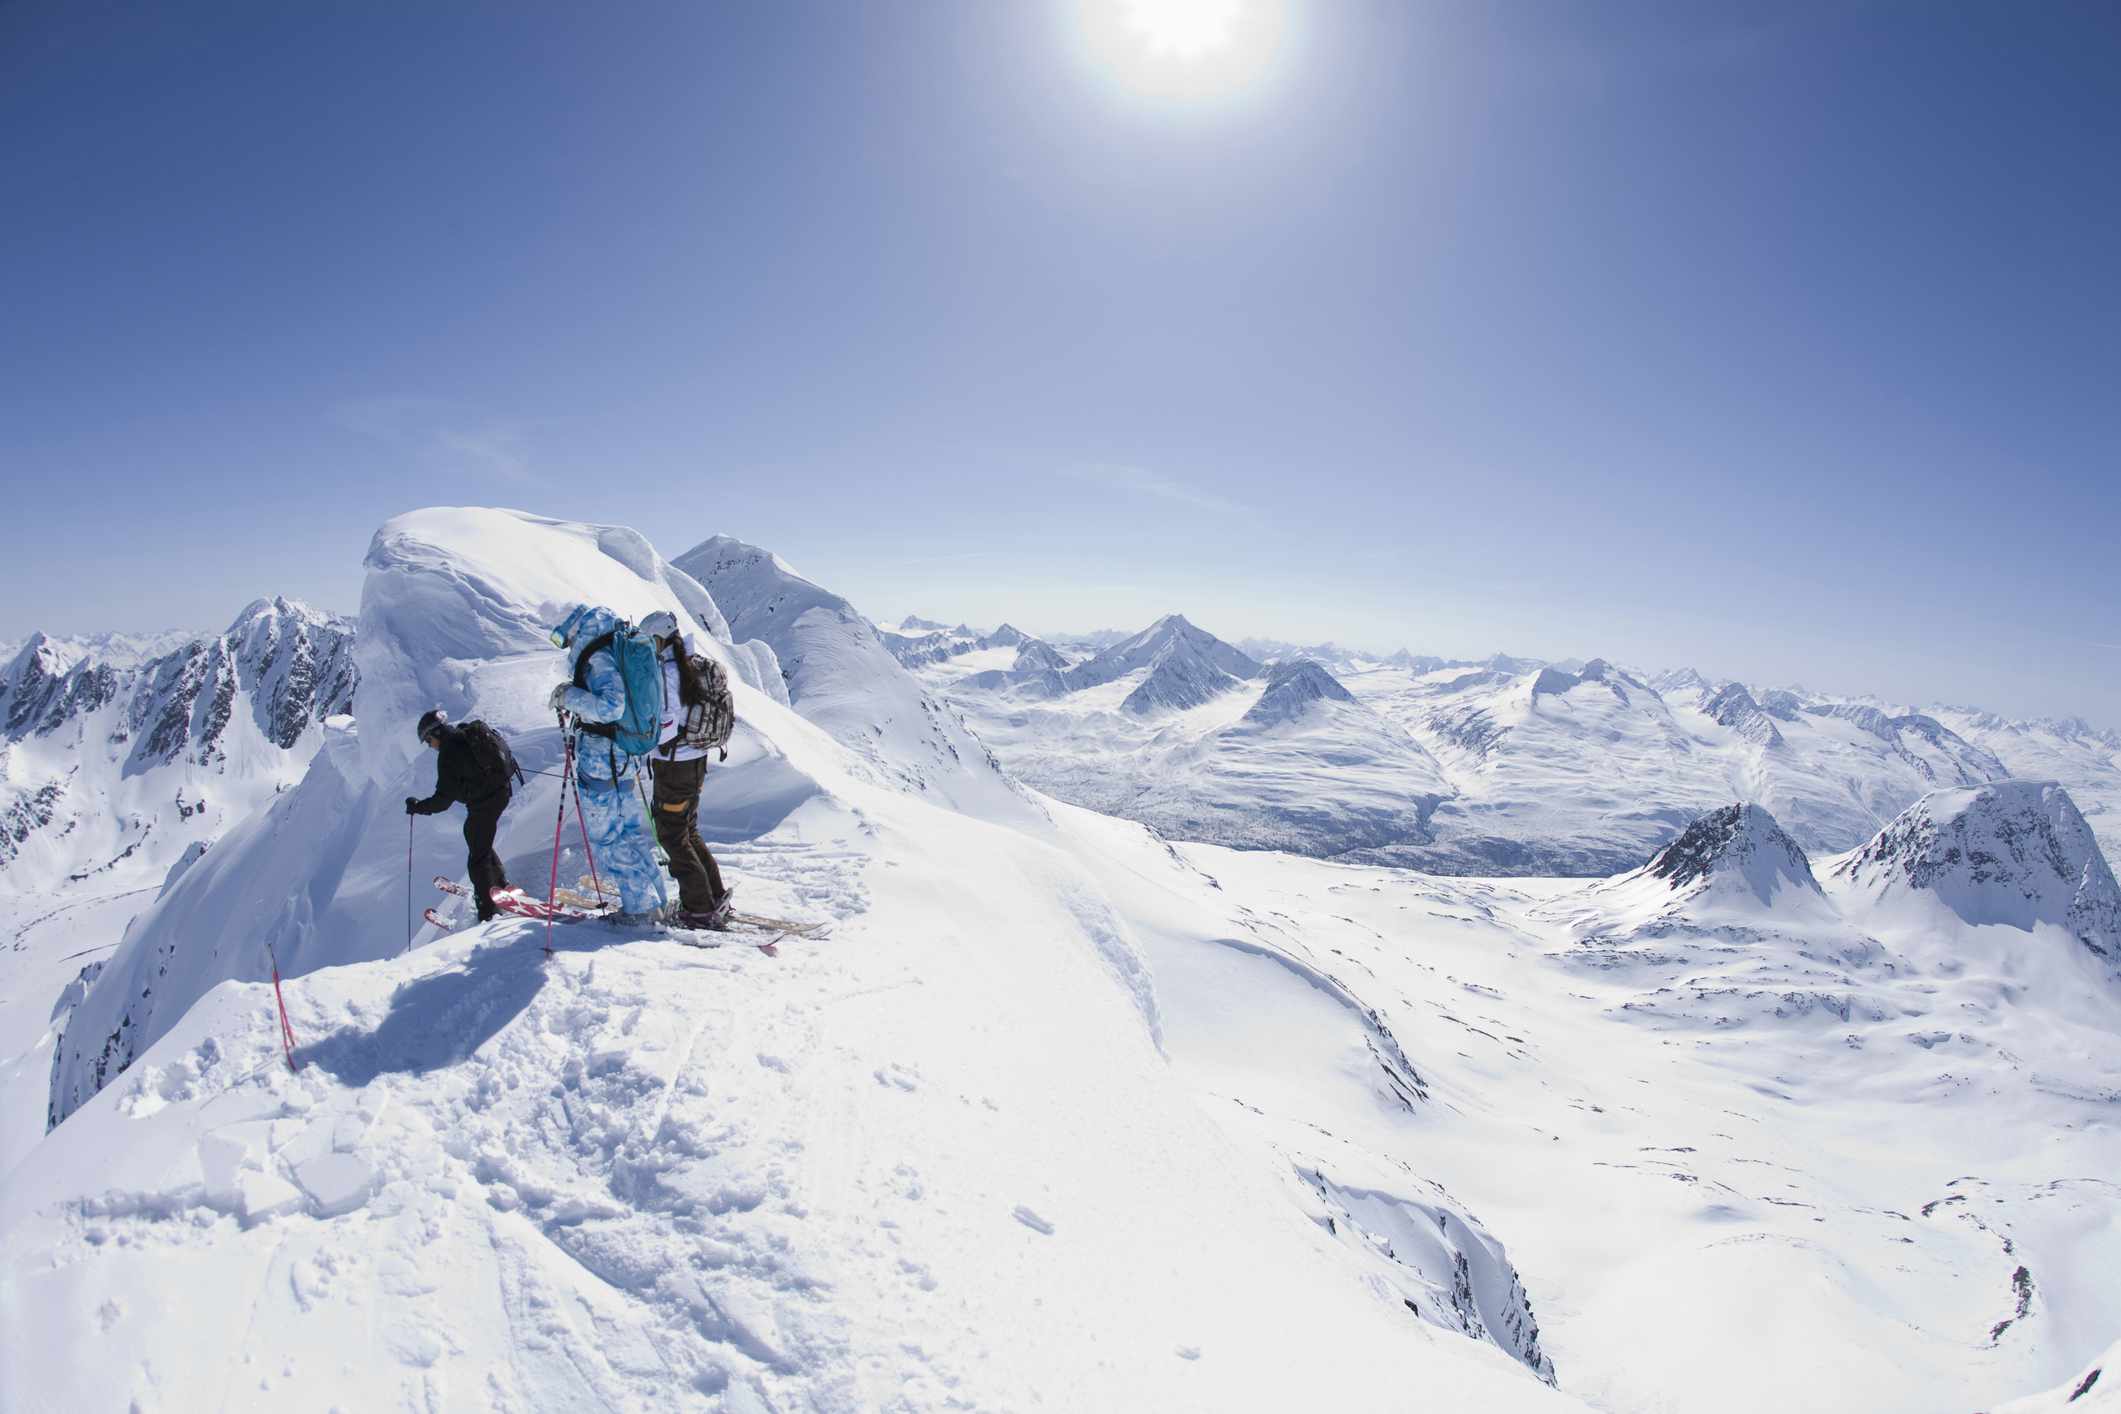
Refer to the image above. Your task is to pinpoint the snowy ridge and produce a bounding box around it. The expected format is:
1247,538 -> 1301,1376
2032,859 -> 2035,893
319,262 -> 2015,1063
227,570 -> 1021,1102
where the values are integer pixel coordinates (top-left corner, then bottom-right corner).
10,510 -> 1578,1410
674,535 -> 1037,826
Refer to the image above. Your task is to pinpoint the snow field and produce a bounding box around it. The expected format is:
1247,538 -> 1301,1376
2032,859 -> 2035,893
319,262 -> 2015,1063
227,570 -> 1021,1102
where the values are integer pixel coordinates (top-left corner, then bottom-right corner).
3,789 -> 1583,1412
1178,843 -> 2121,1413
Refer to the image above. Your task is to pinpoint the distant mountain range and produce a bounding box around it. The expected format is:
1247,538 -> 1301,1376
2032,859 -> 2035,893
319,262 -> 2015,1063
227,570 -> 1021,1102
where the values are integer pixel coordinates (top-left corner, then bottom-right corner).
0,598 -> 355,888
895,610 -> 2121,873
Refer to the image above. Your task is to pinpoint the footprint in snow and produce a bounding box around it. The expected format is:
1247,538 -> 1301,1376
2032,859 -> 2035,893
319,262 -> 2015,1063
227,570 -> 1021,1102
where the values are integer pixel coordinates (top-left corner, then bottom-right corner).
1012,1205 -> 1054,1235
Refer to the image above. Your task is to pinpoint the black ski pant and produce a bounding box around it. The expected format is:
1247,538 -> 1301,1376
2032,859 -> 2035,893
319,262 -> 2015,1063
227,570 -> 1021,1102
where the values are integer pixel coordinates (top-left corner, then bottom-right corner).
649,755 -> 724,914
464,791 -> 512,921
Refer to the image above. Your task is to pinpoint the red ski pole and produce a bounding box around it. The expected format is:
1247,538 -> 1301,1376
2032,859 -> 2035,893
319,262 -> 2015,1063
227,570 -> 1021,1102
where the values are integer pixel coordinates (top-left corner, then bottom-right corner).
267,937 -> 300,1071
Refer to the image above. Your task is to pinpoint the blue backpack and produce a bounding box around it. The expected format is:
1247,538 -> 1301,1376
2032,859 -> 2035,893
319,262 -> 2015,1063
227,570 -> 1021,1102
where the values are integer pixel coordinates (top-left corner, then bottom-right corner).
570,621 -> 666,758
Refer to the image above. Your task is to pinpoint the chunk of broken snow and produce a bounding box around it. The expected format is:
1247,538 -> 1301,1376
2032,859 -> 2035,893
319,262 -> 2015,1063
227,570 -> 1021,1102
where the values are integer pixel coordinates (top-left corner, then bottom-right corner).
292,1152 -> 374,1217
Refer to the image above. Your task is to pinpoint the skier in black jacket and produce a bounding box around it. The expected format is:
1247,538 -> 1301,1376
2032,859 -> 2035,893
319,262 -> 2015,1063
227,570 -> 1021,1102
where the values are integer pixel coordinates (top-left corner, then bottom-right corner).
406,709 -> 517,922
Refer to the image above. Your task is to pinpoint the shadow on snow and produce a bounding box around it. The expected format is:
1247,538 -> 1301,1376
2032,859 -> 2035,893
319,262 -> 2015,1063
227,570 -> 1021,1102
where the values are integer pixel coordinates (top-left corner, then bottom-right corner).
296,931 -> 554,1084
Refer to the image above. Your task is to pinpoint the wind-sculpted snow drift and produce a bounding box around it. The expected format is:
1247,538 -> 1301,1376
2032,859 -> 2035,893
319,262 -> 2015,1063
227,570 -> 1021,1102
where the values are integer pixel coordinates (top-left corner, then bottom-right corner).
12,508 -> 1571,1412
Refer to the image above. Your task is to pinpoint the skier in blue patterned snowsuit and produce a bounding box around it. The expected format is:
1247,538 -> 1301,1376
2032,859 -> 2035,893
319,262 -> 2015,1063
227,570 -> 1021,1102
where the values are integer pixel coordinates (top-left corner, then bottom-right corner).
548,605 -> 668,921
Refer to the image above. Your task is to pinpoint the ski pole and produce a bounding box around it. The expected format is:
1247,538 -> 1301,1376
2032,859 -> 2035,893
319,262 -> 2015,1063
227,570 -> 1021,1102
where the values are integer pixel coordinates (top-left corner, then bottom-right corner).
405,813 -> 414,954
634,769 -> 672,869
571,746 -> 607,906
546,721 -> 571,956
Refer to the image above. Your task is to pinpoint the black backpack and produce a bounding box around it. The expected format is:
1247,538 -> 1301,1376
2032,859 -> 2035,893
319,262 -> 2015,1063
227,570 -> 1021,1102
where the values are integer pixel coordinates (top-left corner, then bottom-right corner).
459,719 -> 525,797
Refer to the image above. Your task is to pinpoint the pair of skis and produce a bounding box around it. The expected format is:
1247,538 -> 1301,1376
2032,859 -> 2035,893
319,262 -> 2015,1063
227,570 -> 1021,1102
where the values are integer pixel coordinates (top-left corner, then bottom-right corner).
427,876 -> 828,955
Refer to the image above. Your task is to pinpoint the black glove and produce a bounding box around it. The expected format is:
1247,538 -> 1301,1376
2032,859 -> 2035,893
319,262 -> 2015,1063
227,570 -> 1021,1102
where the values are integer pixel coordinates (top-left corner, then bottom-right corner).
404,796 -> 420,815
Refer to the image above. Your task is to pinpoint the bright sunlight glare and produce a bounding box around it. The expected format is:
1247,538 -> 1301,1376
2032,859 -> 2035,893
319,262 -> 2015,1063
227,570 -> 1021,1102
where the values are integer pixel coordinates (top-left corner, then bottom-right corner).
1072,0 -> 1292,103
1124,0 -> 1240,61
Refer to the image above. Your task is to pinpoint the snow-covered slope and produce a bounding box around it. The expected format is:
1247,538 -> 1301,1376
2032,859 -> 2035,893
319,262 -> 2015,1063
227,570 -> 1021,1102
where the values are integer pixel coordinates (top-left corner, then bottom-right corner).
1184,831 -> 2121,1414
1127,660 -> 1449,855
1994,1338 -> 2120,1412
674,535 -> 1036,826
10,509 -> 1580,1411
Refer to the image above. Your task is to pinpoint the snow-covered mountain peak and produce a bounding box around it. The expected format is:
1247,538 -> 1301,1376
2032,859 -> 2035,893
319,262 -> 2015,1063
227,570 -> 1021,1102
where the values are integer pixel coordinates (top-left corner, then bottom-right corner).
1831,781 -> 2120,972
1649,666 -> 1709,695
1530,660 -> 1640,704
1546,801 -> 1832,934
1702,681 -> 1787,747
1757,686 -> 1806,721
2,630 -> 73,682
1243,659 -> 1356,727
1642,802 -> 1822,903
1013,639 -> 1068,674
1064,613 -> 1262,708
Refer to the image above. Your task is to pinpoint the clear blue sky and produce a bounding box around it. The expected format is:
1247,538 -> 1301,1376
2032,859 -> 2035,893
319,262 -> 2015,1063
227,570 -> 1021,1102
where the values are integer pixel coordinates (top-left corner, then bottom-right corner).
3,1 -> 2116,723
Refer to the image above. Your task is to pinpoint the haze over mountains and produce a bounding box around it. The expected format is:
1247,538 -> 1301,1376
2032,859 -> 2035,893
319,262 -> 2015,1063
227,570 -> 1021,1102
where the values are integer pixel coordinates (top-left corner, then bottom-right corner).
2,517 -> 2118,1412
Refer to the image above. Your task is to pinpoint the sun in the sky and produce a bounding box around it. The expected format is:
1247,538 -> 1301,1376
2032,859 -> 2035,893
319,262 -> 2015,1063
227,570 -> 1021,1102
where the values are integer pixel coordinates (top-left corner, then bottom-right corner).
1120,0 -> 1242,61
1072,0 -> 1290,100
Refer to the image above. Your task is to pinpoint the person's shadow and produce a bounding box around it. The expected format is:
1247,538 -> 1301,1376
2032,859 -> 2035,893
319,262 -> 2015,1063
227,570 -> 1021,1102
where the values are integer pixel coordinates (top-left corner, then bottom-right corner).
297,936 -> 549,1085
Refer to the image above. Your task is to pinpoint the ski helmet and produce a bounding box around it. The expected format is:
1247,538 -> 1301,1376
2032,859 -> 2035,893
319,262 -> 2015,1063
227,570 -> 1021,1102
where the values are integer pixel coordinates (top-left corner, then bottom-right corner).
416,708 -> 448,744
